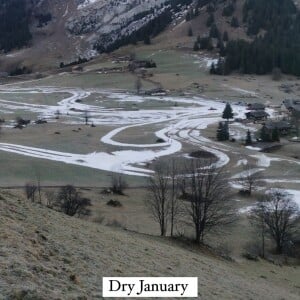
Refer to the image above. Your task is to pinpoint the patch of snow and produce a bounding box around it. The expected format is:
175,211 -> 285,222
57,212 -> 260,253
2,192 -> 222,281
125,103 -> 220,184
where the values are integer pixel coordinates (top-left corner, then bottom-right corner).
246,146 -> 262,151
78,0 -> 100,9
222,84 -> 258,97
63,4 -> 69,17
250,154 -> 281,168
230,182 -> 244,190
236,159 -> 248,167
263,179 -> 300,184
238,205 -> 255,214
191,54 -> 218,69
0,87 -> 264,176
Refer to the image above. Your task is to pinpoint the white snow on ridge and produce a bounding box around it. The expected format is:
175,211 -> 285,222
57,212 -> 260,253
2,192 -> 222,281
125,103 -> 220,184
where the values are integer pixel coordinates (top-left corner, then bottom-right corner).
78,0 -> 101,9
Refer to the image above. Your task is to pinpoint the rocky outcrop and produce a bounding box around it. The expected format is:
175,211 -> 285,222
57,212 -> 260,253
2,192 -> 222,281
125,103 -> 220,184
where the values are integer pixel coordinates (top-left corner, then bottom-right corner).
66,0 -> 190,53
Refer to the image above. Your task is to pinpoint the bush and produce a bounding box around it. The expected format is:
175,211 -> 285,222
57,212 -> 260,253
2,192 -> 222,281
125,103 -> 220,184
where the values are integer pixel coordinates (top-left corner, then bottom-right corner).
15,117 -> 30,129
107,199 -> 122,207
243,241 -> 261,260
56,185 -> 91,216
239,189 -> 251,196
156,138 -> 165,143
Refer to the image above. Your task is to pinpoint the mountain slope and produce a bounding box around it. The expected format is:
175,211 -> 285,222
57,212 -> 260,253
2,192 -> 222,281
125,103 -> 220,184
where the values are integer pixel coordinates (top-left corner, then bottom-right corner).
1,0 -> 300,76
0,0 -> 192,72
1,191 -> 299,299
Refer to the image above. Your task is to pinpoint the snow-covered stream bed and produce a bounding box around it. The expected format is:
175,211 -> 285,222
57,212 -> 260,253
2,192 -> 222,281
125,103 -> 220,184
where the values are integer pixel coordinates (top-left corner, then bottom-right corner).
0,84 -> 299,208
0,85 -> 296,181
0,87 -> 235,175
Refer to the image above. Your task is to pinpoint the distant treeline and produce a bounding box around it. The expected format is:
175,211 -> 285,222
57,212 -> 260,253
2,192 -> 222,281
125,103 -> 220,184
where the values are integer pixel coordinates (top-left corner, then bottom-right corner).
59,57 -> 90,69
0,0 -> 32,52
9,66 -> 32,76
202,0 -> 300,76
224,0 -> 300,76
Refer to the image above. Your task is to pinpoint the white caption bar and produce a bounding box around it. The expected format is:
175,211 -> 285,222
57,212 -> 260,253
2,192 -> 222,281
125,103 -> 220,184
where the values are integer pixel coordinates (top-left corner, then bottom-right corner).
103,277 -> 198,298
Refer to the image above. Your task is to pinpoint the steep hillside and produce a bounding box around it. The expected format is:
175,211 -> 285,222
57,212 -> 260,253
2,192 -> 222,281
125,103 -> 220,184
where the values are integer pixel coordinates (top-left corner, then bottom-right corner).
0,0 -> 192,72
184,0 -> 300,76
1,0 -> 300,76
1,191 -> 299,299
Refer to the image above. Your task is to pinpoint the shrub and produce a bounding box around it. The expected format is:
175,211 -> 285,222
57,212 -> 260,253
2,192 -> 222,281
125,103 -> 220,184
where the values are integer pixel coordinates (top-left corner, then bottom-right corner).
56,185 -> 91,216
107,199 -> 122,207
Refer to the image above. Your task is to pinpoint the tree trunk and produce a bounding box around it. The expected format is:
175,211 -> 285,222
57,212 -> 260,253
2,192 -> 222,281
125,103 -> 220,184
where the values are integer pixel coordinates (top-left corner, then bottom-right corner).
261,225 -> 265,258
170,214 -> 174,237
160,218 -> 166,236
276,241 -> 282,254
195,226 -> 201,244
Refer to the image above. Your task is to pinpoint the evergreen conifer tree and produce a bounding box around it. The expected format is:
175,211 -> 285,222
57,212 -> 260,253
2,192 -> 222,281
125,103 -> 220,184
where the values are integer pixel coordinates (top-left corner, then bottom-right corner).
217,122 -> 224,141
223,121 -> 230,140
272,127 -> 280,142
223,31 -> 229,42
230,16 -> 239,28
260,125 -> 270,142
210,63 -> 216,74
193,41 -> 199,51
222,103 -> 234,121
245,130 -> 252,145
217,122 -> 229,141
206,13 -> 215,27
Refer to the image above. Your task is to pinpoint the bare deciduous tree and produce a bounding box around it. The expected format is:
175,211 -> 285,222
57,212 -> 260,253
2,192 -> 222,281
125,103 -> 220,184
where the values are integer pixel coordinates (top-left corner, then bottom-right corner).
34,169 -> 42,204
251,189 -> 300,254
25,183 -> 37,202
185,159 -> 235,244
84,111 -> 90,125
146,163 -> 171,236
55,110 -> 60,119
169,159 -> 182,237
146,160 -> 182,237
56,185 -> 91,217
135,77 -> 142,95
236,164 -> 262,196
45,190 -> 56,208
249,194 -> 267,258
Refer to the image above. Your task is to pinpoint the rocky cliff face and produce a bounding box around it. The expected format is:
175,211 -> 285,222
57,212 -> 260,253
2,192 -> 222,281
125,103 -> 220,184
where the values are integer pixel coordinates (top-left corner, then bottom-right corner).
66,0 -> 190,53
67,0 -> 168,35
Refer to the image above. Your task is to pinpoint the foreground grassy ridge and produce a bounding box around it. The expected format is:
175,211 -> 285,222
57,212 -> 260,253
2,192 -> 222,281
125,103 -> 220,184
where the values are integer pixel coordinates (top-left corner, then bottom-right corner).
0,191 -> 299,299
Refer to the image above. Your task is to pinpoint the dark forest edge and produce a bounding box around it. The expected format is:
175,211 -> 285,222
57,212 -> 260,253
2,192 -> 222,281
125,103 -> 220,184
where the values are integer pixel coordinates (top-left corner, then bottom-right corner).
201,0 -> 300,76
